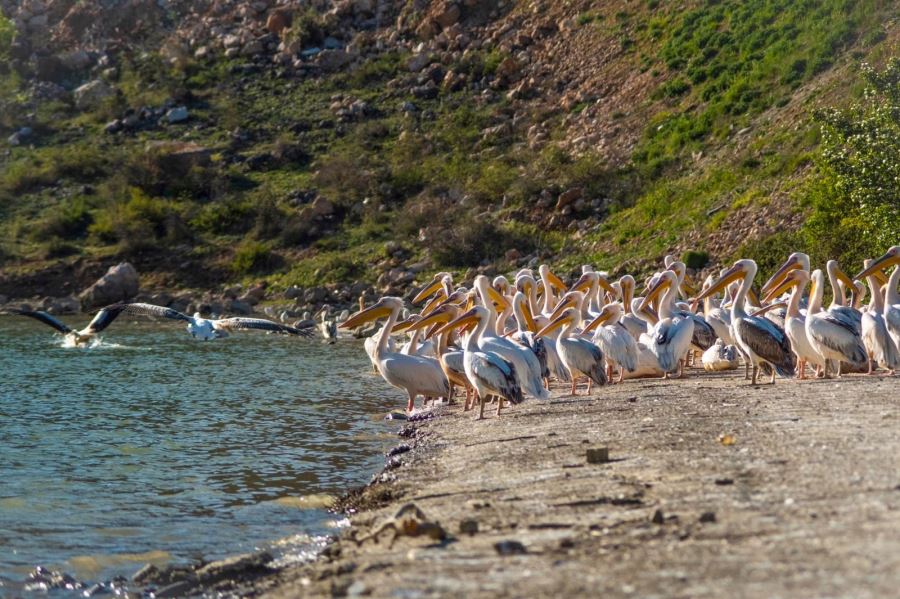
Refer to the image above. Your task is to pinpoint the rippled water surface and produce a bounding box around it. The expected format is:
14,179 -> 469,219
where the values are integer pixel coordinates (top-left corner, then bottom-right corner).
0,316 -> 398,587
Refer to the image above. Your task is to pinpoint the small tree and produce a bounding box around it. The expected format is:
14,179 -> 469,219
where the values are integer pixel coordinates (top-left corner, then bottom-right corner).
807,59 -> 900,263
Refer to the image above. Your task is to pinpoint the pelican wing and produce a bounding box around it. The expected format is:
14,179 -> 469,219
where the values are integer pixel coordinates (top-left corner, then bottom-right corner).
829,306 -> 862,334
471,351 -> 523,404
809,313 -> 867,365
736,316 -> 794,376
213,317 -> 314,336
111,302 -> 192,322
679,312 -> 715,350
82,305 -> 129,334
885,305 -> 899,341
11,309 -> 74,334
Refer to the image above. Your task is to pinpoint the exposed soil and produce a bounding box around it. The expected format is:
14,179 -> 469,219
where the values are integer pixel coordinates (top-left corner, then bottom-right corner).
243,370 -> 899,598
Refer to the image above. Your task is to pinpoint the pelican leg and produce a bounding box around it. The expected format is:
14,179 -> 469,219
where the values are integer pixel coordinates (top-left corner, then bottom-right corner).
867,355 -> 874,375
570,378 -> 577,396
797,358 -> 806,380
678,359 -> 685,378
770,367 -> 776,384
406,391 -> 416,413
751,365 -> 759,385
744,361 -> 750,380
477,392 -> 486,420
587,379 -> 593,394
496,396 -> 504,417
617,368 -> 624,383
837,360 -> 843,378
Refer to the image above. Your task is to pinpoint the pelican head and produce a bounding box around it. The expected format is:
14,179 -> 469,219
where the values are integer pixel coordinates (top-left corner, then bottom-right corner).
340,297 -> 402,329
582,302 -> 622,334
761,252 -> 810,296
474,275 -> 510,310
492,275 -> 511,296
695,259 -> 755,303
536,307 -> 580,338
762,268 -> 809,304
548,290 -> 585,320
512,291 -> 538,332
538,264 -> 567,292
413,272 -> 452,304
638,270 -> 677,312
854,245 -> 900,280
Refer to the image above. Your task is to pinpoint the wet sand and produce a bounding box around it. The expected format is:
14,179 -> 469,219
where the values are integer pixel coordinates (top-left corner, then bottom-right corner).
244,371 -> 899,598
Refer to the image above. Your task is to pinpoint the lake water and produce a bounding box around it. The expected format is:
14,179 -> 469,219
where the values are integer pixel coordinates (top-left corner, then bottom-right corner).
0,316 -> 398,591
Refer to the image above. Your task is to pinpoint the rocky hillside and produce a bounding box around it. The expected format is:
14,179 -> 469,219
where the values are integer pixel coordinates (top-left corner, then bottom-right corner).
0,0 -> 897,313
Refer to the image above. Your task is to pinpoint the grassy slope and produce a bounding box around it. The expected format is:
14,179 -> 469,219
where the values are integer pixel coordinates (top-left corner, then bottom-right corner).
0,0 -> 896,295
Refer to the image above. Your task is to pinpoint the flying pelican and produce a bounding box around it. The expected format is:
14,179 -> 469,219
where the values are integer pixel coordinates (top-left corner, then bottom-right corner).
536,306 -> 607,394
107,303 -> 314,340
803,269 -> 868,377
440,305 -> 524,419
762,269 -> 823,379
582,302 -> 638,382
695,260 -> 794,384
855,246 -> 900,352
639,270 -> 694,377
473,275 -> 549,400
340,297 -> 449,412
859,259 -> 899,374
11,305 -> 130,346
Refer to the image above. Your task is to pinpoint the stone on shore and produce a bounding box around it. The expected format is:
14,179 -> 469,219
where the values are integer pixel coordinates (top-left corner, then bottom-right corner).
79,262 -> 140,310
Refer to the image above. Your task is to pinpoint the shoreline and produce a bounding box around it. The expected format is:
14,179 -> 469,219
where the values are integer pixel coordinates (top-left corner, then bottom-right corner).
245,371 -> 899,598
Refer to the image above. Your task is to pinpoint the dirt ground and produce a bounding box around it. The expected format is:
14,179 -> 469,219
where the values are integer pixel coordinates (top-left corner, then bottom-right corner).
249,371 -> 899,598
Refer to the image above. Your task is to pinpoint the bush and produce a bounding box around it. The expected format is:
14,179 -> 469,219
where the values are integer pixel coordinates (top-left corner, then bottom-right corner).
31,197 -> 93,241
231,241 -> 275,274
681,249 -> 709,270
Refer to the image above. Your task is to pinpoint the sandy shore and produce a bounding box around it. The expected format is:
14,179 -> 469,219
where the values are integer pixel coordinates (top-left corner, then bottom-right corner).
232,371 -> 899,598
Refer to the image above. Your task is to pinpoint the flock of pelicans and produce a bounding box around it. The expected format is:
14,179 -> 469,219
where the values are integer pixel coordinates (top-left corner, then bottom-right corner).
340,245 -> 899,417
9,246 -> 899,418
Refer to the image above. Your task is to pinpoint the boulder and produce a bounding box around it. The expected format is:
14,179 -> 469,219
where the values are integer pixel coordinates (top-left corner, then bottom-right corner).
227,299 -> 253,315
79,262 -> 140,310
555,187 -> 582,210
434,2 -> 461,28
266,10 -> 292,36
146,141 -> 212,175
74,79 -> 115,110
315,49 -> 351,71
310,197 -> 334,217
166,106 -> 189,123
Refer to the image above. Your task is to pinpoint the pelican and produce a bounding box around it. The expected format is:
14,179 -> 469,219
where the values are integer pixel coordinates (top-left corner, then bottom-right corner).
508,291 -> 550,381
582,303 -> 638,382
440,305 -> 524,419
517,273 -> 569,384
618,275 -> 648,340
536,306 -> 607,394
701,338 -> 740,372
638,270 -> 694,377
762,270 -> 823,379
11,305 -> 131,346
695,260 -> 794,384
826,260 -> 863,334
473,275 -> 549,400
855,246 -> 900,352
859,259 -> 899,374
316,305 -> 338,343
340,297 -> 449,412
101,302 -> 313,340
667,261 -> 717,352
803,269 -> 868,377
401,305 -> 474,407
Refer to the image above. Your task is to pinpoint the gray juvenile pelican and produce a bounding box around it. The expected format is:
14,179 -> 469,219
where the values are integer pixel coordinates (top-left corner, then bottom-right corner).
639,270 -> 694,377
695,260 -> 794,384
11,305 -> 130,346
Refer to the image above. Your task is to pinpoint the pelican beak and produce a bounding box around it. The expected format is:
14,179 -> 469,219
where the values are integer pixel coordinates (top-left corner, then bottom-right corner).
695,263 -> 745,302
486,285 -> 510,310
761,255 -> 802,295
638,277 -> 670,313
340,303 -> 393,329
681,276 -> 699,297
546,269 -> 567,292
536,312 -> 572,338
832,263 -> 857,295
762,271 -> 802,304
597,275 -> 615,296
548,294 -> 579,321
855,247 -> 900,280
436,307 -> 480,336
406,306 -> 452,331
522,300 -> 538,333
391,316 -> 417,332
420,291 -> 447,317
571,273 -> 593,293
582,308 -> 612,334
413,275 -> 446,304
751,301 -> 786,318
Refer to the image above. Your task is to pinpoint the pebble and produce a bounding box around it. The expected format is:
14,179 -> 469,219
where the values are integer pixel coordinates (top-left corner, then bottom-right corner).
386,443 -> 412,457
494,540 -> 527,555
586,447 -> 609,464
459,519 -> 479,535
650,509 -> 665,525
699,511 -> 717,523
714,478 -> 734,485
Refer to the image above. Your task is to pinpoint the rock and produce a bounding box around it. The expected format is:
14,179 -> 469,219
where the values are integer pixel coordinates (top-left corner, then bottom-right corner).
416,18 -> 439,40
459,519 -> 479,535
699,511 -> 717,523
155,580 -> 197,598
59,49 -> 91,71
407,52 -> 431,72
7,127 -> 32,146
242,40 -> 264,56
74,80 -> 115,110
650,509 -> 665,525
310,197 -> 334,217
195,551 -> 273,585
494,540 -> 527,555
47,296 -> 79,314
316,49 -> 351,71
284,286 -> 303,300
496,57 -> 521,82
146,141 -> 212,175
323,36 -> 343,50
79,262 -> 140,311
434,2 -> 461,28
103,120 -> 122,134
585,446 -> 609,464
228,299 -> 253,315
166,106 -> 189,123
504,248 -> 521,261
132,563 -> 160,584
556,187 -> 583,210
266,10 -> 291,36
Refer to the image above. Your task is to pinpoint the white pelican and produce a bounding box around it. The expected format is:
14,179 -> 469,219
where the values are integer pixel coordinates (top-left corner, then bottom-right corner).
667,261 -> 717,352
316,305 -> 338,343
441,305 -> 524,419
618,275 -> 648,340
537,306 -> 607,394
695,260 -> 794,384
508,291 -> 550,381
701,275 -> 734,345
826,260 -> 863,334
859,259 -> 899,374
403,304 -> 474,408
582,303 -> 638,382
11,305 -> 130,346
517,273 -> 569,384
473,275 -> 549,399
105,302 -> 313,340
340,297 -> 449,412
412,272 -> 454,304
639,270 -> 694,377
701,338 -> 740,372
762,269 -> 823,379
855,246 -> 900,352
804,269 -> 868,377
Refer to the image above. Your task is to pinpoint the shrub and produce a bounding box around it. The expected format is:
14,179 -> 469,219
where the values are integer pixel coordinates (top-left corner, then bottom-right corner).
231,241 -> 275,274
681,250 -> 709,270
32,197 -> 94,241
